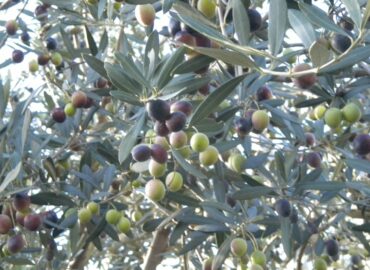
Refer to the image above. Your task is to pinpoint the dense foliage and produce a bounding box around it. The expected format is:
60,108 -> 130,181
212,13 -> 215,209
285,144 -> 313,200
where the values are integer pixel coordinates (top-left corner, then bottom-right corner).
0,0 -> 370,269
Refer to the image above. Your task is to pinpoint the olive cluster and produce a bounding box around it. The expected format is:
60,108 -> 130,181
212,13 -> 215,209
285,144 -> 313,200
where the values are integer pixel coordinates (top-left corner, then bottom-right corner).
0,193 -> 58,256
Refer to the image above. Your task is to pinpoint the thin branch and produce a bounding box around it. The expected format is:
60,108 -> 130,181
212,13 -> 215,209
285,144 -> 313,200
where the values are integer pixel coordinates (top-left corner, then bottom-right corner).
68,243 -> 93,270
296,239 -> 309,270
142,227 -> 170,270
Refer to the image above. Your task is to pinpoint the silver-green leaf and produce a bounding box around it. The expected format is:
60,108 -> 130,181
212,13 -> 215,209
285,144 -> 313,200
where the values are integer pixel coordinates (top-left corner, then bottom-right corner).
268,0 -> 287,55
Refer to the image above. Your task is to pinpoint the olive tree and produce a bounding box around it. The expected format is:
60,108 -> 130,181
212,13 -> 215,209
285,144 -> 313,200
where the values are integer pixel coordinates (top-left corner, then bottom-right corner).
0,0 -> 370,269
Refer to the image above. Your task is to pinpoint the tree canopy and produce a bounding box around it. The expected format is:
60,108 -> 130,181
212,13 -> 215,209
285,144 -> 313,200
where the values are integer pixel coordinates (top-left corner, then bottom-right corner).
0,0 -> 370,269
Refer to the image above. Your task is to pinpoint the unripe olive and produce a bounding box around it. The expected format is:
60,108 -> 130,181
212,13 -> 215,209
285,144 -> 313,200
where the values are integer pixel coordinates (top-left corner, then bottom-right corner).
64,103 -> 76,117
135,4 -> 156,27
249,265 -> 263,270
78,208 -> 92,224
228,153 -> 246,173
148,159 -> 167,178
165,171 -> 183,192
342,103 -> 361,123
131,179 -> 142,189
313,257 -> 327,270
105,209 -> 122,225
132,210 -> 143,222
2,245 -> 11,256
230,238 -> 248,257
145,129 -> 156,144
251,250 -> 266,266
283,48 -> 297,64
29,59 -> 39,73
197,0 -> 216,19
178,145 -> 192,159
113,2 -> 122,11
117,217 -> 131,233
87,202 -> 100,215
324,108 -> 342,129
190,133 -> 209,152
145,179 -> 166,201
314,105 -> 326,119
199,145 -> 219,166
51,52 -> 63,66
309,109 -> 317,120
251,110 -> 269,132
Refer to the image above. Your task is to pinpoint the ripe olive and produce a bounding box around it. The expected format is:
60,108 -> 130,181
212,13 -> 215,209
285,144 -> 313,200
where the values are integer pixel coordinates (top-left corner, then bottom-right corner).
0,214 -> 13,234
292,64 -> 316,89
131,144 -> 151,162
275,199 -> 291,217
147,99 -> 170,122
353,134 -> 370,156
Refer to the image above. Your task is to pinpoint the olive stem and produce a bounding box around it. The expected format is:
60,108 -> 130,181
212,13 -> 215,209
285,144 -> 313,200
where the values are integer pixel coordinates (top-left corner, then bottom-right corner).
216,0 -> 227,36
